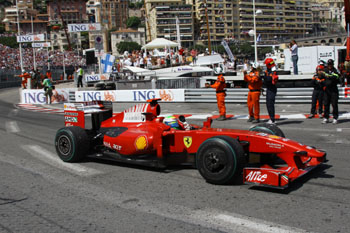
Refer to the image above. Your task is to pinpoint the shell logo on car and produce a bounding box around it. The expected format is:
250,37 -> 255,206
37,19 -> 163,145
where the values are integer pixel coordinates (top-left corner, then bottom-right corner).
135,135 -> 148,150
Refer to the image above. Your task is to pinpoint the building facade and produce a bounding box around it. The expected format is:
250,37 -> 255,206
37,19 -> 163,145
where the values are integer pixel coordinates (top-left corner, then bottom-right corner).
111,28 -> 145,55
198,0 -> 314,44
46,0 -> 87,25
144,0 -> 194,47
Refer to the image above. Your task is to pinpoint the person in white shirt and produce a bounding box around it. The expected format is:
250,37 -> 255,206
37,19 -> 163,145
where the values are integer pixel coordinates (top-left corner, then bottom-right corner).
290,40 -> 298,75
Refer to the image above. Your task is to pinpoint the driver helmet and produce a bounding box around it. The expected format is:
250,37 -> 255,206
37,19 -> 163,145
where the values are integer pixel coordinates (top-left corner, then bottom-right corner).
164,116 -> 180,129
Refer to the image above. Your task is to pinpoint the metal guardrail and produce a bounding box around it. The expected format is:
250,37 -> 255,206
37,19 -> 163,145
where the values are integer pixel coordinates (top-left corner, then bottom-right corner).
185,88 -> 350,104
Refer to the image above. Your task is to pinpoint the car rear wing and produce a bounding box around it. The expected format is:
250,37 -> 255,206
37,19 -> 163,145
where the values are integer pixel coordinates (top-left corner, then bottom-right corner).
64,101 -> 112,129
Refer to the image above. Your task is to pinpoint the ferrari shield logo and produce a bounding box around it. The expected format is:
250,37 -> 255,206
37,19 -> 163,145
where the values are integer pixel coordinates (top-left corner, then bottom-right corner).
183,136 -> 192,148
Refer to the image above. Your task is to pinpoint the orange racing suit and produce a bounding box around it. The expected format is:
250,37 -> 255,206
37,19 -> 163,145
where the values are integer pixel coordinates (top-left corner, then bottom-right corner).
211,74 -> 226,117
244,71 -> 263,120
19,72 -> 31,89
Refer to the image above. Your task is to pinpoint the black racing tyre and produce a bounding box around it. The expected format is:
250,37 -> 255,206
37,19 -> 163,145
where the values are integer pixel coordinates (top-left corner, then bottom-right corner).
196,136 -> 246,185
95,83 -> 106,90
249,123 -> 285,138
105,82 -> 116,90
55,126 -> 89,162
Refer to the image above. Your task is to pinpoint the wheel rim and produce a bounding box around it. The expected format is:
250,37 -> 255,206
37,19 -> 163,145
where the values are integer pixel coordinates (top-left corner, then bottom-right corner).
57,135 -> 72,156
203,148 -> 227,174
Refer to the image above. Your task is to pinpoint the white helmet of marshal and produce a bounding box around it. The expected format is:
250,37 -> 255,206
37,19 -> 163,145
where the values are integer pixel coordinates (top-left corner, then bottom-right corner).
214,67 -> 223,75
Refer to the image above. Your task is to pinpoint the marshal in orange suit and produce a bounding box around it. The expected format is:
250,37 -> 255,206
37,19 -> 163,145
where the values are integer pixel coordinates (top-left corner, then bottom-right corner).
244,65 -> 263,123
211,67 -> 227,121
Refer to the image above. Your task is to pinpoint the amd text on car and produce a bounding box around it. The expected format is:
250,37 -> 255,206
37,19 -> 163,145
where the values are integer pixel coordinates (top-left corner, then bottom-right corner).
55,99 -> 326,189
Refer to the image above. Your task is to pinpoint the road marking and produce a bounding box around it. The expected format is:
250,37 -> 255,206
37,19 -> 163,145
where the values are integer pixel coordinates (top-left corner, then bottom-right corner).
279,114 -> 306,119
214,213 -> 304,233
21,145 -> 103,176
5,121 -> 20,133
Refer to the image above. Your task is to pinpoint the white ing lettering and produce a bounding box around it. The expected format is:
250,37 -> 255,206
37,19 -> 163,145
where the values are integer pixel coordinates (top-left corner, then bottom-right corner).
245,171 -> 268,182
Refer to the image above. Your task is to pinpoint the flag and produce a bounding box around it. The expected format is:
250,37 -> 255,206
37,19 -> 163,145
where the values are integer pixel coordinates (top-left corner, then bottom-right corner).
221,40 -> 234,62
101,53 -> 116,73
176,16 -> 181,49
257,34 -> 261,42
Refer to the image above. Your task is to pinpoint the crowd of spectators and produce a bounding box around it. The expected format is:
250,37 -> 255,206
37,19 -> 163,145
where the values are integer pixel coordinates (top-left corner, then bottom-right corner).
114,48 -> 200,71
113,48 -> 238,73
0,43 -> 85,70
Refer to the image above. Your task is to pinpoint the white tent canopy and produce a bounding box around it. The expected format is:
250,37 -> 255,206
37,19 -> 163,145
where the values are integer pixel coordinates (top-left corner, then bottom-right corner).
190,54 -> 225,66
141,38 -> 179,50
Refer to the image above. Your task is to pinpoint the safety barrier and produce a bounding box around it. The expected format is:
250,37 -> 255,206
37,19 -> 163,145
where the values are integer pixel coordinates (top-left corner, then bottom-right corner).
66,87 -> 350,104
185,87 -> 350,104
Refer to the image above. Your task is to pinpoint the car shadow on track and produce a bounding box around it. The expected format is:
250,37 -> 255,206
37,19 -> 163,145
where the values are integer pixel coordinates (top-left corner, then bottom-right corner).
248,164 -> 333,194
83,156 -> 196,174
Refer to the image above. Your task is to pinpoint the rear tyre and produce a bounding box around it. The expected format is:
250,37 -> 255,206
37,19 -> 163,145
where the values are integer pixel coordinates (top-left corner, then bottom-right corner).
196,136 -> 245,185
55,126 -> 89,162
249,123 -> 285,137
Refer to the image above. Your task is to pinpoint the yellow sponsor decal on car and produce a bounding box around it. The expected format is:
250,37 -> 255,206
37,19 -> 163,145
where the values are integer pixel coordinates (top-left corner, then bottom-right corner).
135,135 -> 148,150
268,135 -> 280,139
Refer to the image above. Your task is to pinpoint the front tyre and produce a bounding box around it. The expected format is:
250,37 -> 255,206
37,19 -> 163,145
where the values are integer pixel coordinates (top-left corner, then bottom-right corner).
55,126 -> 89,162
249,123 -> 285,137
196,136 -> 245,185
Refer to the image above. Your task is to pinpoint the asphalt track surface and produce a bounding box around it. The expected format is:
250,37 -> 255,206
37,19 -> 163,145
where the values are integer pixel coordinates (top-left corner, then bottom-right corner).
1,87 -> 350,233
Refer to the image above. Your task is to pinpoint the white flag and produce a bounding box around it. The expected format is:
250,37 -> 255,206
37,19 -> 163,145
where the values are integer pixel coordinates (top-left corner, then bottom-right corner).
101,53 -> 116,73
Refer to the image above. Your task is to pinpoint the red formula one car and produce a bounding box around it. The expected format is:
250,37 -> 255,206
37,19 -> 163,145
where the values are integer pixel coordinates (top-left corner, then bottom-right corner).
55,99 -> 326,189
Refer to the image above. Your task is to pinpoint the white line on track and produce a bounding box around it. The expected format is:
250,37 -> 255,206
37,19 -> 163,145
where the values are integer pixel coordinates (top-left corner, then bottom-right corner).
21,145 -> 103,176
213,212 -> 304,233
5,121 -> 20,133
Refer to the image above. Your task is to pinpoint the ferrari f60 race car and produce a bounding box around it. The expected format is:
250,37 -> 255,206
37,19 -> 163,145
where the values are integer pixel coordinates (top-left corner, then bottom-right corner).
55,99 -> 326,189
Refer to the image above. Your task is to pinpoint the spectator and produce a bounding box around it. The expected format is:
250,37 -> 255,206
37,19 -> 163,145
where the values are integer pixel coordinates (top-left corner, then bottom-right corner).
191,49 -> 197,65
290,40 -> 298,75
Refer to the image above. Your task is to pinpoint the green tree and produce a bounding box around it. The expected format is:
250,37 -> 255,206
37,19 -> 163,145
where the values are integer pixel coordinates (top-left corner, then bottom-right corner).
0,24 -> 5,33
126,16 -> 141,29
116,41 -> 141,54
0,36 -> 18,48
33,0 -> 46,14
136,2 -> 144,8
129,2 -> 135,9
258,47 -> 273,59
239,42 -> 254,56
